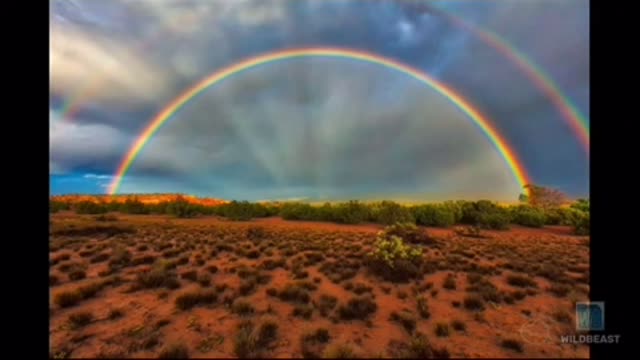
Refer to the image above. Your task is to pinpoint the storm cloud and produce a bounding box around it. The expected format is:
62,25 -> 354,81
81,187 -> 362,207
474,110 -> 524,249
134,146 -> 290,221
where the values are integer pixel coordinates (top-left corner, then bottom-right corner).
49,0 -> 589,201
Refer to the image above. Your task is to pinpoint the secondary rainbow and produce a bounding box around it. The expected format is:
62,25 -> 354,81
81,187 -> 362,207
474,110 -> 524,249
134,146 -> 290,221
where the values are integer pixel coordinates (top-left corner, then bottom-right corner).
425,4 -> 590,153
108,47 -> 532,195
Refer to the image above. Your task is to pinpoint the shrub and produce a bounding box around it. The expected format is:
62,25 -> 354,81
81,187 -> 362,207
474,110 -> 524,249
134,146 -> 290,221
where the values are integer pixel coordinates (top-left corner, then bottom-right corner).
54,290 -> 84,308
314,294 -> 338,317
460,200 -> 510,229
370,201 -> 414,225
135,268 -> 180,290
108,309 -> 124,320
451,320 -> 466,332
510,205 -> 546,228
158,343 -> 189,359
570,198 -> 589,213
232,300 -> 255,316
412,204 -> 455,227
416,296 -> 430,319
75,200 -> 108,214
323,343 -> 356,359
463,295 -> 485,311
198,273 -> 211,287
367,231 -> 423,282
381,222 -> 430,245
68,269 -> 86,281
166,197 -> 197,218
434,322 -> 450,337
292,304 -> 313,319
337,296 -> 377,320
548,283 -> 571,297
68,311 -> 93,329
443,274 -> 456,290
501,338 -> 524,353
277,283 -> 311,303
180,270 -> 198,282
396,332 -> 440,358
301,328 -> 331,358
175,289 -> 217,310
572,211 -> 590,235
390,310 -> 417,333
233,320 -> 278,358
108,247 -> 132,271
506,274 -> 537,288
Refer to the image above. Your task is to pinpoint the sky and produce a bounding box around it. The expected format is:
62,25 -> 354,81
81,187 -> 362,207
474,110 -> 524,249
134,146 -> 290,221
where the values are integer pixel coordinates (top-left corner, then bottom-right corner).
49,0 -> 589,202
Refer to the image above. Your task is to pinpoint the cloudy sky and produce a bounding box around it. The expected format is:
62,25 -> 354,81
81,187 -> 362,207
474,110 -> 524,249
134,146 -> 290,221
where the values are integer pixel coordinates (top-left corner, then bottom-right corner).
49,0 -> 589,202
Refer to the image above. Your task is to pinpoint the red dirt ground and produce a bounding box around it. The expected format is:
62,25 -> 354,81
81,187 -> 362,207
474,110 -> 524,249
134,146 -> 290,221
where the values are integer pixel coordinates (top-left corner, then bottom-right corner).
49,213 -> 589,358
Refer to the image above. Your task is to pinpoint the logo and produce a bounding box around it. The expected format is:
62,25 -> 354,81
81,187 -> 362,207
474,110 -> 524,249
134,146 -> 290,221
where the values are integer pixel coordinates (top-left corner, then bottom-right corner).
576,301 -> 604,331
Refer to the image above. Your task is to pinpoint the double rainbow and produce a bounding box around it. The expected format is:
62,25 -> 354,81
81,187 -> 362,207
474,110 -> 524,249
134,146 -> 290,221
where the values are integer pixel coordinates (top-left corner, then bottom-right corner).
107,47 -> 531,195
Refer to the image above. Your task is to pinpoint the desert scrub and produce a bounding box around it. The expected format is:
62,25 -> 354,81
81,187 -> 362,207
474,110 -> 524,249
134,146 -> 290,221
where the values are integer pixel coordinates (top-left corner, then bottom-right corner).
135,268 -> 180,290
463,295 -> 485,311
314,294 -> 338,317
337,296 -> 377,320
323,343 -> 357,359
292,304 -> 314,319
231,299 -> 255,316
158,343 -> 189,358
434,322 -> 450,337
233,320 -> 279,358
68,269 -> 86,281
443,274 -> 456,290
506,274 -> 538,288
380,222 -> 431,244
67,311 -> 93,329
277,283 -> 311,303
390,310 -> 417,333
175,289 -> 217,310
366,231 -> 423,282
451,319 -> 466,332
501,338 -> 524,353
416,296 -> 430,319
301,328 -> 331,358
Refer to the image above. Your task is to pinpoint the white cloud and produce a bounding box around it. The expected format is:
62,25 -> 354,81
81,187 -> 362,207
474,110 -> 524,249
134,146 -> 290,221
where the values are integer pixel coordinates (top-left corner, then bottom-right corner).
396,19 -> 417,44
50,23 -> 173,104
83,174 -> 114,180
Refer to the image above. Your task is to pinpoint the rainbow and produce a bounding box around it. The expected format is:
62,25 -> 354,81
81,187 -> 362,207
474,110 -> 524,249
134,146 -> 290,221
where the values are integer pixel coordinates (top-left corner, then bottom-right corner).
425,4 -> 590,153
108,47 -> 532,195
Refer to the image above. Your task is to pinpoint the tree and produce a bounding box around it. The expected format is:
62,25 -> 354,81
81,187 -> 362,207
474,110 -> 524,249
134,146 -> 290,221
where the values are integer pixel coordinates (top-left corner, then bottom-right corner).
522,184 -> 567,210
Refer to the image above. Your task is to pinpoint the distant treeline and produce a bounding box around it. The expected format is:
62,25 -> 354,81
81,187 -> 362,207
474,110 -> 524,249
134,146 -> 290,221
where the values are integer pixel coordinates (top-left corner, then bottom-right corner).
50,196 -> 589,235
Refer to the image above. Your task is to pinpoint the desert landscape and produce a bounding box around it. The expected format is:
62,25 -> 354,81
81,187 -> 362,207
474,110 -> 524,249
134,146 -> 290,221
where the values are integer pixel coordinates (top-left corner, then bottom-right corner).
50,1 -> 590,358
50,195 -> 589,358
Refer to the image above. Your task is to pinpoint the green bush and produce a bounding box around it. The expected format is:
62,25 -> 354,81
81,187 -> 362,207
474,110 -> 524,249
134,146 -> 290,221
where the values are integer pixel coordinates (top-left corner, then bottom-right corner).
510,205 -> 546,228
369,201 -> 413,225
166,197 -> 197,218
570,198 -> 589,213
280,203 -> 316,221
459,200 -> 510,230
367,229 -> 423,282
412,204 -> 455,227
50,200 -> 70,213
215,201 -> 271,220
119,198 -> 148,214
75,200 -> 108,214
332,201 -> 370,224
571,211 -> 590,235
381,222 -> 430,244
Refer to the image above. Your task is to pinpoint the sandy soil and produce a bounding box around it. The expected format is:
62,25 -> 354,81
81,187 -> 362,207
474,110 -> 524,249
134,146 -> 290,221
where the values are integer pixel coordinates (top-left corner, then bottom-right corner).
49,213 -> 590,358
